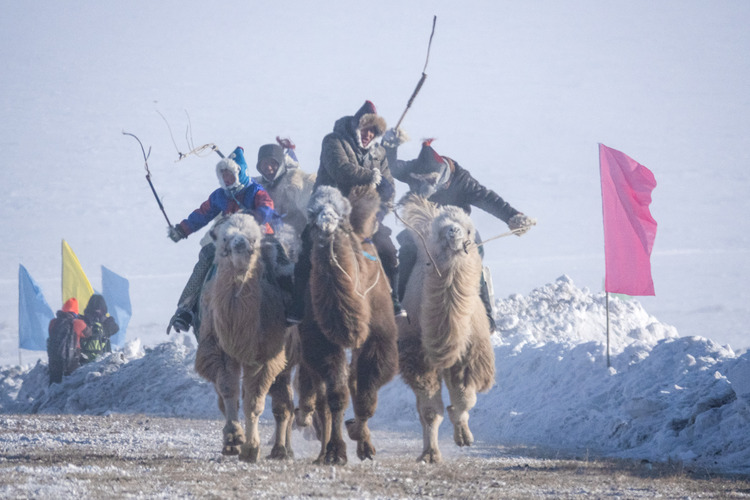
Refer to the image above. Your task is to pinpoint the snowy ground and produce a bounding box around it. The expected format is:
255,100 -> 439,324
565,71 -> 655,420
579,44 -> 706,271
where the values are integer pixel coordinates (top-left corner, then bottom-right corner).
3,277 -> 750,479
1,1 -> 749,493
3,415 -> 750,499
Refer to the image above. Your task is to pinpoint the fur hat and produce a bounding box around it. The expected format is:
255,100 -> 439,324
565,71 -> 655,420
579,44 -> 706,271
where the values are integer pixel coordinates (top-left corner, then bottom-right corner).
216,157 -> 243,193
62,297 -> 79,315
353,100 -> 386,136
412,139 -> 445,175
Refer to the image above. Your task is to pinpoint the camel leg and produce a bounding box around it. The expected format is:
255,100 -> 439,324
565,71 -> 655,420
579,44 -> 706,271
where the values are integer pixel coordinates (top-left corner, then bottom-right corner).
345,324 -> 398,461
299,321 -> 348,465
295,361 -> 318,430
444,367 -> 477,447
413,371 -> 445,464
195,333 -> 245,455
267,367 -> 294,460
216,355 -> 244,456
239,357 -> 283,463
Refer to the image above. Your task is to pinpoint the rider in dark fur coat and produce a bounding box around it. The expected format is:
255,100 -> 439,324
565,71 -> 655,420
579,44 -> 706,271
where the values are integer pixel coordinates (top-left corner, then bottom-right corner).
288,100 -> 404,323
383,133 -> 535,333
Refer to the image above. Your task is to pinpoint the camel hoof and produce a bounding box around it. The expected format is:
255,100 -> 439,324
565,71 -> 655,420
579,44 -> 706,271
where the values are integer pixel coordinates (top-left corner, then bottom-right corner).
453,423 -> 474,447
268,445 -> 291,460
324,441 -> 347,465
222,445 -> 241,456
239,444 -> 261,463
417,449 -> 443,464
357,439 -> 376,461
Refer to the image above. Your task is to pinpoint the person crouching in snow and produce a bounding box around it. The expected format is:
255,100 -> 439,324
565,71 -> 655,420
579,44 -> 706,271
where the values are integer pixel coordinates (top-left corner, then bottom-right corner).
382,132 -> 536,334
166,147 -> 286,337
79,294 -> 119,364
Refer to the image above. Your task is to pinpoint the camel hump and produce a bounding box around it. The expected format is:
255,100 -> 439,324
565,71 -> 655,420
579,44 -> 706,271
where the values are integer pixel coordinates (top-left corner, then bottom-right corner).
398,193 -> 440,238
348,185 -> 380,236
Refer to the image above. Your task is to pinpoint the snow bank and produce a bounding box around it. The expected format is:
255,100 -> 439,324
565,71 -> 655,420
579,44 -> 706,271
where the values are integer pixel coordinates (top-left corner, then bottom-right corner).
2,276 -> 748,474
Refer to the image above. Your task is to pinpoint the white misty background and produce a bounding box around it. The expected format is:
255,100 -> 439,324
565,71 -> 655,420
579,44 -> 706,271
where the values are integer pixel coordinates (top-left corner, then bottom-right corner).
0,1 -> 748,364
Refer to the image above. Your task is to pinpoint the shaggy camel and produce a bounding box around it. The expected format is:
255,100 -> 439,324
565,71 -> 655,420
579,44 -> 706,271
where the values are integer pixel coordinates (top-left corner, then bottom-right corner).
194,213 -> 296,463
295,185 -> 398,465
397,194 -> 495,463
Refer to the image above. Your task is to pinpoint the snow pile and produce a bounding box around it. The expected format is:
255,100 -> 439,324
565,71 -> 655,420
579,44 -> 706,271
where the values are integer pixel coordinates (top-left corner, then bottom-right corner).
2,276 -> 749,474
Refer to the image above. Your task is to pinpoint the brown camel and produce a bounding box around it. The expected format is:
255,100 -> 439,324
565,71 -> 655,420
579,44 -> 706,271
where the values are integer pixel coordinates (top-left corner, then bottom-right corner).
194,213 -> 296,463
397,194 -> 495,463
295,185 -> 398,465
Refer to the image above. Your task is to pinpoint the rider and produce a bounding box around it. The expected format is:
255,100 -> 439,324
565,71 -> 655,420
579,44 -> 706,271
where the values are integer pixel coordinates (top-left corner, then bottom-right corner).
286,100 -> 403,324
382,132 -> 536,333
166,147 -> 279,336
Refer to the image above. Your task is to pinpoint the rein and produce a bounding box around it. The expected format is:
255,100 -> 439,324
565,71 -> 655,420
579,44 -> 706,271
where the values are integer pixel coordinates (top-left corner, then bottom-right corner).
328,231 -> 381,299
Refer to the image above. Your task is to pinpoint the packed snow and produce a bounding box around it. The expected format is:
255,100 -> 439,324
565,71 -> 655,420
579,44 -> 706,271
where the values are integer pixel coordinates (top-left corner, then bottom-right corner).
1,0 -> 748,479
3,276 -> 749,474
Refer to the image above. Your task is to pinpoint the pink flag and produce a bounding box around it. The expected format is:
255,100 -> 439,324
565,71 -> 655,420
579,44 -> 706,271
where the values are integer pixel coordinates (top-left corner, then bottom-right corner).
599,144 -> 657,296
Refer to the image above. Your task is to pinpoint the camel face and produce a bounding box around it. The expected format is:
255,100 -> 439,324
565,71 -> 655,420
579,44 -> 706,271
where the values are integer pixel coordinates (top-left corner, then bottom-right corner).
434,210 -> 474,254
308,186 -> 352,238
314,205 -> 342,235
214,214 -> 262,270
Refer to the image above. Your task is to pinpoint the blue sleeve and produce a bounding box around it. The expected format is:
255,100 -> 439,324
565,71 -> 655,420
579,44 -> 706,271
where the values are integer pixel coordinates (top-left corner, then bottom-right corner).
182,189 -> 224,234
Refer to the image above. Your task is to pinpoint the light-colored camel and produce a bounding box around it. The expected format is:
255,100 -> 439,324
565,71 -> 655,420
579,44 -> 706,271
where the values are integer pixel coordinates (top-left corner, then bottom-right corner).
194,213 -> 295,463
295,185 -> 398,465
397,194 -> 495,463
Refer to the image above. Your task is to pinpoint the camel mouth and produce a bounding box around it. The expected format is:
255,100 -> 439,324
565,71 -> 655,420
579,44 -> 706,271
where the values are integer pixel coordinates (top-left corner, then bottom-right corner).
313,206 -> 341,235
440,224 -> 468,252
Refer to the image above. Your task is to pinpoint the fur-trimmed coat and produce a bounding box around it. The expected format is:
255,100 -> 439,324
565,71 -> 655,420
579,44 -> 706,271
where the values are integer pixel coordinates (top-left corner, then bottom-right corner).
253,168 -> 316,235
315,116 -> 395,217
391,157 -> 519,223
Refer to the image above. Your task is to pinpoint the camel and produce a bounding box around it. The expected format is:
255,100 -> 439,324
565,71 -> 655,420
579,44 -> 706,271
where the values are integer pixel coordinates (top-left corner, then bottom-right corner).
397,194 -> 495,463
295,185 -> 398,465
194,213 -> 296,463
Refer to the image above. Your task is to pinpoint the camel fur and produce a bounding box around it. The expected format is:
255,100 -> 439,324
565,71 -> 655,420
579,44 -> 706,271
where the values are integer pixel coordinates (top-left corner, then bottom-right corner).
194,213 -> 296,463
397,193 -> 495,464
295,185 -> 398,465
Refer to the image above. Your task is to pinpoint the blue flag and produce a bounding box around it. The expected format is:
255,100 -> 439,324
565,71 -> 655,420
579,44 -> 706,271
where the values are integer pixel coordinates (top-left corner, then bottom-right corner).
18,264 -> 54,351
101,266 -> 131,348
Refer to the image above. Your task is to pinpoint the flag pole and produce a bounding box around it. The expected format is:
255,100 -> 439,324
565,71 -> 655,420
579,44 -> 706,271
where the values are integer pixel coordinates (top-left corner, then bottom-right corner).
605,292 -> 611,368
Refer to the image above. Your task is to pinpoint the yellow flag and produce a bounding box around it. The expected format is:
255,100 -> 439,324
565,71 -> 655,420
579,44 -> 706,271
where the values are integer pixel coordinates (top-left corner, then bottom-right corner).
62,239 -> 94,313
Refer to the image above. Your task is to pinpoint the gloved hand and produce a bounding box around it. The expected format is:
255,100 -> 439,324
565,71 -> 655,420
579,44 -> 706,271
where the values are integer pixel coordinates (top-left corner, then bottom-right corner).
370,168 -> 382,187
168,224 -> 186,242
508,213 -> 536,236
381,127 -> 409,149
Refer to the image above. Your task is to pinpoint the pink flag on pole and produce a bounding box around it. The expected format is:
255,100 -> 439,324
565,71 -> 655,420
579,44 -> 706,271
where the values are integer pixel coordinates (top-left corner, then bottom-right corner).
599,143 -> 657,296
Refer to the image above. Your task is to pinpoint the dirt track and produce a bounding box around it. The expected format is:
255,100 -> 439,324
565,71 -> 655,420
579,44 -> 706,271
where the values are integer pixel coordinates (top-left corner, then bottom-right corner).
1,414 -> 749,499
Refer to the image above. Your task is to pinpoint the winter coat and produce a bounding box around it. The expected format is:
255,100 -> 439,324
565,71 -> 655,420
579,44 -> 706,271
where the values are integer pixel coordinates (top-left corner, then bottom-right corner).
392,157 -> 520,223
315,115 -> 395,217
253,168 -> 316,235
177,181 -> 276,236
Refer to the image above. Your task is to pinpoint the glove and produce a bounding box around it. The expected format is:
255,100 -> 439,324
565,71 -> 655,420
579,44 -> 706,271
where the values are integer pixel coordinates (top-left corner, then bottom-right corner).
370,168 -> 382,187
508,213 -> 536,236
381,127 -> 409,149
168,224 -> 186,242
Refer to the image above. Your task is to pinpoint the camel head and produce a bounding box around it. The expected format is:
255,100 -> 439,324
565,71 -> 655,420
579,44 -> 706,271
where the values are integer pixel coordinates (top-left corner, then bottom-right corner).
210,213 -> 263,270
308,186 -> 351,237
432,206 -> 476,254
